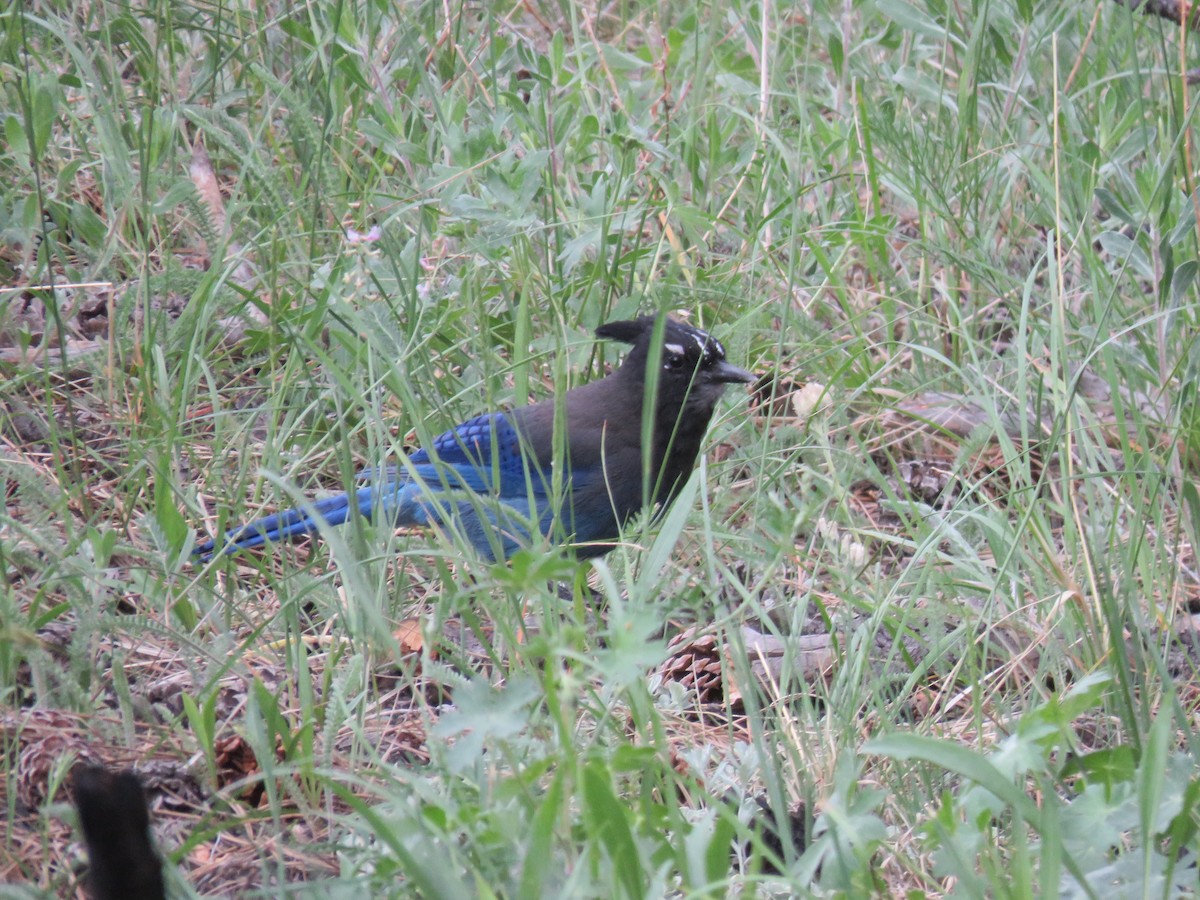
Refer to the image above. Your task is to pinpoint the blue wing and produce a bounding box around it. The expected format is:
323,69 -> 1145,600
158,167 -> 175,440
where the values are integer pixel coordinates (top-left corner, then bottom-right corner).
403,412 -> 540,496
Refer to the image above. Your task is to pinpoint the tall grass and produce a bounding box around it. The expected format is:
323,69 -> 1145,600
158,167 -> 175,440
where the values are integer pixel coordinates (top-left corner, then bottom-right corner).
2,0 -> 1198,894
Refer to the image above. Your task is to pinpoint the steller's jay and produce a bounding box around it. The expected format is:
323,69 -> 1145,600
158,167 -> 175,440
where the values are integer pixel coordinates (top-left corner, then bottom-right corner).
196,315 -> 753,561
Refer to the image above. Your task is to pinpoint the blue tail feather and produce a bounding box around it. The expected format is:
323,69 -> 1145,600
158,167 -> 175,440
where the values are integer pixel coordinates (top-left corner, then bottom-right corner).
196,491 -> 360,557
195,475 -> 544,561
194,410 -> 557,560
195,475 -> 451,558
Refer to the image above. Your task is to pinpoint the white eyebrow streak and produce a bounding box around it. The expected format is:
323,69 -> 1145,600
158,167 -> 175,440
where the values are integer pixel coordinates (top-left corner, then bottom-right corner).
665,343 -> 685,355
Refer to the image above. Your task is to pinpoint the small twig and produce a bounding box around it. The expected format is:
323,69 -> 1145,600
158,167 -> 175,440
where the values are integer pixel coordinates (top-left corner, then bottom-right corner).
0,340 -> 104,368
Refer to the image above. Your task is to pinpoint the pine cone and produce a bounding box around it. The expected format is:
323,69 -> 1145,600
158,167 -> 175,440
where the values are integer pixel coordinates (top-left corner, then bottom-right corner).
658,629 -> 737,709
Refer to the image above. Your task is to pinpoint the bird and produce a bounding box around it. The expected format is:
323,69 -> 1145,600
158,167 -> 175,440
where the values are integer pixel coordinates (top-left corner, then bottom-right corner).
72,765 -> 167,900
195,315 -> 753,561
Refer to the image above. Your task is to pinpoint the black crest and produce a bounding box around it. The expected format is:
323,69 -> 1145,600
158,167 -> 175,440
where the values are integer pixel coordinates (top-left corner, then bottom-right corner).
596,315 -> 745,384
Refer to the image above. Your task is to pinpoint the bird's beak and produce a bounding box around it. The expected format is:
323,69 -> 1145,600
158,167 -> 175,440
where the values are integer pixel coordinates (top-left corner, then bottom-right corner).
708,360 -> 755,385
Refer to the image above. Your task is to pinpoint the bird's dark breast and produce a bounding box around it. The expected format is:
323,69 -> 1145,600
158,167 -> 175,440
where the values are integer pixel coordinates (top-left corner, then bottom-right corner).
652,398 -> 718,505
506,374 -> 719,552
510,393 -> 650,547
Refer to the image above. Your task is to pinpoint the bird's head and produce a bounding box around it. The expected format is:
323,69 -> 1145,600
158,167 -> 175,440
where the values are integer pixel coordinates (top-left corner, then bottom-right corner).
596,315 -> 754,416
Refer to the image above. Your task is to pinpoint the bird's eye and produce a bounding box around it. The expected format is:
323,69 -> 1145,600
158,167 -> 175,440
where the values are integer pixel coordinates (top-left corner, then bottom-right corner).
663,354 -> 685,371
